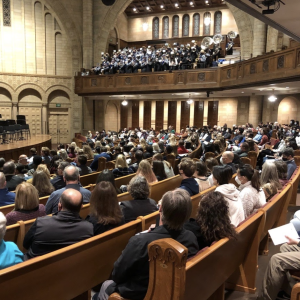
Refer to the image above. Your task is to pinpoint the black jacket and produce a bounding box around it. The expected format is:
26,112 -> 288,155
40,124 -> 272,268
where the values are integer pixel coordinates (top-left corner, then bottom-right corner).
179,178 -> 199,196
23,211 -> 93,259
50,175 -> 66,191
107,225 -> 199,300
5,175 -> 24,191
120,199 -> 158,223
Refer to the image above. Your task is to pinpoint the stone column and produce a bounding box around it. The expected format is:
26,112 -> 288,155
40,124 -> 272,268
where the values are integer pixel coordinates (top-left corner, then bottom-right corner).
266,26 -> 279,53
203,100 -> 208,126
42,104 -> 48,134
127,101 -> 132,129
253,19 -> 267,57
83,0 -> 93,68
249,96 -> 263,126
163,100 -> 168,129
189,101 -> 194,127
139,100 -> 144,129
12,103 -> 18,120
176,101 -> 181,133
151,101 -> 156,129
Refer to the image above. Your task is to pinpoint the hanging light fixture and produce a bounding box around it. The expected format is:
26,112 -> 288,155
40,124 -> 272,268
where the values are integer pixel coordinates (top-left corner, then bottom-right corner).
122,96 -> 128,106
268,89 -> 277,102
187,94 -> 193,105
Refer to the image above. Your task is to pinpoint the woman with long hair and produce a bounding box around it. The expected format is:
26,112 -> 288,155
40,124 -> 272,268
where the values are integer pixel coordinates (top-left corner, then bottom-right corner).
82,145 -> 94,159
86,181 -> 124,235
32,171 -> 54,197
136,160 -> 157,184
260,161 -> 282,192
184,191 -> 237,249
96,169 -> 121,194
152,161 -> 167,182
153,153 -> 174,178
274,160 -> 289,186
112,155 -> 134,178
235,164 -> 266,218
5,183 -> 46,225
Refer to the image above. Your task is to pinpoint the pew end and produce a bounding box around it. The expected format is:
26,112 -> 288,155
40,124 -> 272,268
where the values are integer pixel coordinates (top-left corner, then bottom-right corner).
292,282 -> 300,300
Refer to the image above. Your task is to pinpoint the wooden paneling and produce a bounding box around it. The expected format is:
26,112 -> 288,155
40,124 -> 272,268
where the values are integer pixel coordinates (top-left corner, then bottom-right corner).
132,100 -> 139,129
207,101 -> 219,127
155,101 -> 164,130
121,104 -> 128,130
194,101 -> 204,128
168,101 -> 177,129
144,101 -> 151,130
180,101 -> 190,130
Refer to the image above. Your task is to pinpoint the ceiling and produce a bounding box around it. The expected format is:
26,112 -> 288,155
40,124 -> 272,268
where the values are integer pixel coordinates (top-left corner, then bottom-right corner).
226,0 -> 300,42
125,0 -> 226,17
91,81 -> 300,101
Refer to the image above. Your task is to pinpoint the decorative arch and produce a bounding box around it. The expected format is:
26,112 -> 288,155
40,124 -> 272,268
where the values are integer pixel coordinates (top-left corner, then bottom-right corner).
278,96 -> 300,124
172,15 -> 179,37
214,11 -> 222,35
193,13 -> 200,36
162,16 -> 169,39
16,84 -> 45,102
0,83 -> 14,99
45,85 -> 72,100
182,14 -> 190,37
152,17 -> 159,39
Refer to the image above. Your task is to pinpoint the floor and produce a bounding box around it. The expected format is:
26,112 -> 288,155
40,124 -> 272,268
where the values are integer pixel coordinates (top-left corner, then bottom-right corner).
225,193 -> 300,300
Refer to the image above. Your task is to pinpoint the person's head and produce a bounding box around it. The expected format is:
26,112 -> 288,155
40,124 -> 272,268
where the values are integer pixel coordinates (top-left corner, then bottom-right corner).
0,212 -> 6,241
221,151 -> 234,165
58,149 -> 68,160
50,150 -> 58,157
3,161 -> 15,175
212,165 -> 233,185
32,171 -> 54,196
41,147 -> 50,157
69,145 -> 75,154
262,182 -> 277,201
0,158 -> 5,170
166,145 -> 174,154
282,148 -> 294,161
36,164 -> 51,179
152,161 -> 166,180
18,154 -> 28,165
261,161 -> 282,190
58,189 -> 83,214
63,165 -> 80,184
178,140 -> 185,147
178,158 -> 196,178
15,182 -> 39,210
96,169 -> 118,189
160,189 -> 192,230
115,155 -> 128,169
128,175 -> 149,200
205,158 -> 219,173
196,191 -> 237,244
83,145 -> 94,159
57,161 -> 70,176
153,153 -> 163,162
30,148 -> 37,155
246,139 -> 255,151
0,172 -> 6,189
195,161 -> 208,177
237,164 -> 260,191
101,146 -> 107,153
32,155 -> 42,169
145,145 -> 153,153
137,160 -> 157,183
152,143 -> 160,153
90,181 -> 123,225
274,160 -> 288,180
15,163 -> 28,176
240,142 -> 249,153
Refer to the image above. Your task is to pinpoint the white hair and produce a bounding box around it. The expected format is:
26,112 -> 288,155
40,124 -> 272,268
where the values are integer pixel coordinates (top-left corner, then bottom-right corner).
0,212 -> 7,240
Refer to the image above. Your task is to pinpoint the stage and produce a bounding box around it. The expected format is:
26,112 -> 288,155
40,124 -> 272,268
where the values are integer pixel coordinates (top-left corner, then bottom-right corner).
0,135 -> 52,162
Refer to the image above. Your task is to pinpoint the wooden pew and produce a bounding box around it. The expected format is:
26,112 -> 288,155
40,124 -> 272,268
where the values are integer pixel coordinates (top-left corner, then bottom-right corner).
247,151 -> 257,169
292,282 -> 300,300
115,173 -> 136,189
80,171 -> 101,186
0,220 -> 143,300
109,210 -> 265,300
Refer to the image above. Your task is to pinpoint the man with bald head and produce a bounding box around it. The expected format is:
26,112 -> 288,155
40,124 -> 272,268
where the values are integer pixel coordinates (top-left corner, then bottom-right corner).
45,165 -> 91,214
18,154 -> 29,167
221,151 -> 237,173
0,172 -> 15,207
23,188 -> 93,259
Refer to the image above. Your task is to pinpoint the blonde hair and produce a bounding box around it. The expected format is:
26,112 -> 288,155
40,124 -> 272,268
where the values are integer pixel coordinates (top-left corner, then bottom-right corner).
152,143 -> 160,152
58,149 -> 68,160
32,171 -> 54,196
261,161 -> 282,190
168,135 -> 176,146
140,139 -> 147,150
36,164 -> 51,179
15,182 -> 39,210
115,155 -> 128,168
83,145 -> 94,159
95,141 -> 101,148
137,160 -> 157,184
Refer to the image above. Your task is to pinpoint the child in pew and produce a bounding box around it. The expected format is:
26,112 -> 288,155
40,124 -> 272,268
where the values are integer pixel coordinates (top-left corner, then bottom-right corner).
0,212 -> 24,270
184,191 -> 237,249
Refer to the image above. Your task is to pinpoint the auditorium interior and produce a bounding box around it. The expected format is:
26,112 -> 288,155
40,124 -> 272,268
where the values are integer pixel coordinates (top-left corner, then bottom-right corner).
0,0 -> 300,299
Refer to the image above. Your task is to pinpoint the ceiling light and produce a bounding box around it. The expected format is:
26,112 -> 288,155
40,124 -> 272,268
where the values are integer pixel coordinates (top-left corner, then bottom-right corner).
204,16 -> 211,26
175,3 -> 179,7
241,91 -> 244,93
122,97 -> 128,106
190,1 -> 194,5
160,4 -> 164,8
205,0 -> 209,3
187,94 -> 193,105
146,6 -> 150,10
133,7 -> 137,11
286,87 -> 289,89
268,89 -> 277,102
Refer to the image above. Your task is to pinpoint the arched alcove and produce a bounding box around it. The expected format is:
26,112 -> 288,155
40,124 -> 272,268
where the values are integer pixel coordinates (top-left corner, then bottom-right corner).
18,88 -> 42,103
48,90 -> 70,104
0,87 -> 12,102
278,96 -> 299,124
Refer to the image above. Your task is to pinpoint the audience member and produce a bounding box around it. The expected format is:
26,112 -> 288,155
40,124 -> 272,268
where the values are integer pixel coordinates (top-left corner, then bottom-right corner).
27,148 -> 37,165
77,155 -> 92,176
41,147 -> 51,166
213,165 -> 244,226
260,161 -> 282,195
96,189 -> 198,300
234,142 -> 249,158
194,161 -> 211,193
6,183 -> 46,226
86,181 -> 124,235
45,165 -> 91,214
58,149 -> 68,161
136,160 -> 157,184
112,155 -> 134,178
120,176 -> 158,223
143,145 -> 154,159
3,162 -> 24,191
90,147 -> 111,171
0,158 -> 5,172
258,128 -> 269,146
220,151 -> 237,173
23,189 -> 93,259
152,161 -> 167,182
15,163 -> 28,179
18,155 -> 29,168
177,140 -> 189,155
0,172 -> 15,207
0,212 -> 24,270
274,160 -> 289,186
178,158 -> 199,196
83,145 -> 94,160
152,153 -> 174,178
68,145 -> 76,158
32,171 -> 54,197
282,148 -> 297,180
27,155 -> 43,176
96,169 -> 121,194
236,164 -> 266,218
129,150 -> 143,172
50,161 -> 70,191
184,191 -> 237,249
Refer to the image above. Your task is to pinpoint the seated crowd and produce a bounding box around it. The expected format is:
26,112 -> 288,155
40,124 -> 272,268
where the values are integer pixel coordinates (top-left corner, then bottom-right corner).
1,119 -> 300,300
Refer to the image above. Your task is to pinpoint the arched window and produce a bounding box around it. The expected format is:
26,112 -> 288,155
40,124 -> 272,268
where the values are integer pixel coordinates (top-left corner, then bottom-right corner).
214,11 -> 222,34
162,16 -> 169,39
172,15 -> 179,37
203,12 -> 211,36
193,13 -> 200,36
182,14 -> 189,37
152,17 -> 159,39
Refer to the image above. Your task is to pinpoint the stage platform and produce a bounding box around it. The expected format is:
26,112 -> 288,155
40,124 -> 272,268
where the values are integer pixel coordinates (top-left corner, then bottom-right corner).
0,135 -> 52,162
